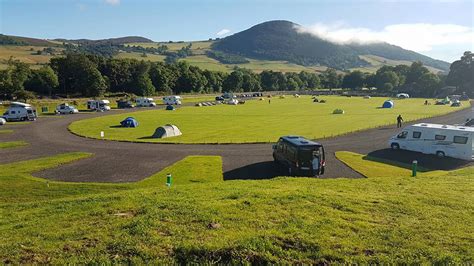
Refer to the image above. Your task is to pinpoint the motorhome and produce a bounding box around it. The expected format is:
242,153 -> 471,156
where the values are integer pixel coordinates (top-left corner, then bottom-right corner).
87,100 -> 111,111
1,102 -> 37,121
162,96 -> 181,105
136,97 -> 156,107
273,136 -> 326,176
396,93 -> 410,99
56,103 -> 79,114
389,123 -> 474,161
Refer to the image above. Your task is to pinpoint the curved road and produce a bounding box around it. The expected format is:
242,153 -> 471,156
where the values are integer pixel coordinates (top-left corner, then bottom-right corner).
0,104 -> 472,182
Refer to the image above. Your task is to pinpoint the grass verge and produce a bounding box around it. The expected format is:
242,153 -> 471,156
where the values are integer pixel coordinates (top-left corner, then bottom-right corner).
0,141 -> 28,149
1,152 -> 473,263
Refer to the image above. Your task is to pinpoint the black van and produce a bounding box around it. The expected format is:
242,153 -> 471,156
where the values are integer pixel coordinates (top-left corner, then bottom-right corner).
273,136 -> 325,176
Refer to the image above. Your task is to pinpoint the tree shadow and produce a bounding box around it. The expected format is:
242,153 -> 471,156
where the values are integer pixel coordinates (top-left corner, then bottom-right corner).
365,149 -> 473,171
224,161 -> 285,180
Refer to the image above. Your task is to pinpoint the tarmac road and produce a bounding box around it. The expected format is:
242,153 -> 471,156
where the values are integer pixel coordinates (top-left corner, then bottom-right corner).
0,103 -> 472,182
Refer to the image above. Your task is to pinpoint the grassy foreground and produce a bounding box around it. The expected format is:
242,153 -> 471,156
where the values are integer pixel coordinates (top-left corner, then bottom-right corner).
1,152 -> 473,263
69,96 -> 462,143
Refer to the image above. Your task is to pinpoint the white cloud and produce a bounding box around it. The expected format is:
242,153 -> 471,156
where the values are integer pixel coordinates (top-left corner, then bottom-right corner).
216,29 -> 231,37
296,22 -> 474,53
104,0 -> 120,5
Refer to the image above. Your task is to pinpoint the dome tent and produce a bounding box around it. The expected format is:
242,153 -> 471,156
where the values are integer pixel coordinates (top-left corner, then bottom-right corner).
120,117 -> 138,128
152,124 -> 182,139
382,100 -> 394,108
166,105 -> 176,111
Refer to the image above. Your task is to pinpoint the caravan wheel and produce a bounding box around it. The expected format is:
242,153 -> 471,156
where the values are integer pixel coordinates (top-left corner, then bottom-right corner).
391,143 -> 400,150
436,151 -> 445,158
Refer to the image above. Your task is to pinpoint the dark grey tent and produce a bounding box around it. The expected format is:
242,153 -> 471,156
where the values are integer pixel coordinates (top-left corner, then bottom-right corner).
152,124 -> 182,138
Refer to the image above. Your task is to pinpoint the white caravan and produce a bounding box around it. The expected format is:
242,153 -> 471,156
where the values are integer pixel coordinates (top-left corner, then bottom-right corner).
87,100 -> 111,111
389,123 -> 474,161
56,103 -> 79,114
163,96 -> 182,105
136,97 -> 156,107
1,102 -> 37,121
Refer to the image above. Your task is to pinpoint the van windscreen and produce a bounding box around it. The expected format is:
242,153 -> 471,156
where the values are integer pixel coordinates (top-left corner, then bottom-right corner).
299,148 -> 321,161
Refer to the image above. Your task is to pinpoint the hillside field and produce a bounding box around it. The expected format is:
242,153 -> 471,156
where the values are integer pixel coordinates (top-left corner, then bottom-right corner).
0,151 -> 472,264
1,40 -> 443,73
69,96 -> 463,144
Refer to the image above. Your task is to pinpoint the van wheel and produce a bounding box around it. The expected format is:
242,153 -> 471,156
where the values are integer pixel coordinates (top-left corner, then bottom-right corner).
436,151 -> 445,158
391,143 -> 400,150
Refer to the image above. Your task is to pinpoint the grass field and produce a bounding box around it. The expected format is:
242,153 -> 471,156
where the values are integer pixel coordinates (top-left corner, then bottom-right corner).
0,152 -> 472,263
69,96 -> 462,144
0,141 -> 28,149
0,45 -> 62,69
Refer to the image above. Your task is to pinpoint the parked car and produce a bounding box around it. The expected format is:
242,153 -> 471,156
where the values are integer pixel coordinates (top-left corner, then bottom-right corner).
273,136 -> 326,176
116,100 -> 135,109
389,123 -> 474,161
215,96 -> 225,101
56,103 -> 79,114
1,102 -> 37,121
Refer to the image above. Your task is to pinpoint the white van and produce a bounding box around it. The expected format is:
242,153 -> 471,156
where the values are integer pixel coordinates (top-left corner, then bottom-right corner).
163,96 -> 182,105
87,100 -> 111,111
136,97 -> 156,107
389,123 -> 474,161
1,102 -> 37,121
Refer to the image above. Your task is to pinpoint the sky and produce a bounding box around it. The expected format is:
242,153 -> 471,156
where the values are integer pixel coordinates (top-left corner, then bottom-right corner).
1,0 -> 473,62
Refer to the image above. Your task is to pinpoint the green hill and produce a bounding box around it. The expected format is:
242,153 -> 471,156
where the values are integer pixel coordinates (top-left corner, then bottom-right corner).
212,20 -> 450,72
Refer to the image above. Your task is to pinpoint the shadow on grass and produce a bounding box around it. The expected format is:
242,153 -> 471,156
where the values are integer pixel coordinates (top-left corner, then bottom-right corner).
364,149 -> 473,172
224,161 -> 285,180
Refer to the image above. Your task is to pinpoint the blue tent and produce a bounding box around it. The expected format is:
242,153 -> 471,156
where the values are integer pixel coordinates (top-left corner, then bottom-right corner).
382,100 -> 394,108
166,105 -> 176,111
120,117 -> 138,128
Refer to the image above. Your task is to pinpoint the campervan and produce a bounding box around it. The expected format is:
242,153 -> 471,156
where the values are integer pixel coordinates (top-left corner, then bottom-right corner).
1,102 -> 37,121
136,97 -> 156,107
162,96 -> 181,105
389,123 -> 474,161
56,103 -> 79,114
273,136 -> 326,176
87,100 -> 111,111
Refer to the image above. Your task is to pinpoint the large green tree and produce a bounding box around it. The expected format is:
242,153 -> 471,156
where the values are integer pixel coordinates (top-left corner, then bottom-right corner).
0,58 -> 30,98
24,66 -> 59,96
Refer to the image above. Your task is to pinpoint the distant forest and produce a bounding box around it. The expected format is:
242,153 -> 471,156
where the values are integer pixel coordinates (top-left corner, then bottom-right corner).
0,51 -> 472,100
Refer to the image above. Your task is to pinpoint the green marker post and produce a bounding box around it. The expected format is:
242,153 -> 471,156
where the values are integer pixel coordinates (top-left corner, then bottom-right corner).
166,173 -> 172,187
412,160 -> 418,177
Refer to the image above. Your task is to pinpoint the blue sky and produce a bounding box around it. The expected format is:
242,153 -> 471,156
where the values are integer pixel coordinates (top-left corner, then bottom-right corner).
1,0 -> 473,62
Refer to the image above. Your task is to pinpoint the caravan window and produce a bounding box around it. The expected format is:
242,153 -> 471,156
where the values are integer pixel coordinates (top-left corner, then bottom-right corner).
397,131 -> 408,139
453,136 -> 468,144
412,131 -> 422,139
435,135 -> 446,140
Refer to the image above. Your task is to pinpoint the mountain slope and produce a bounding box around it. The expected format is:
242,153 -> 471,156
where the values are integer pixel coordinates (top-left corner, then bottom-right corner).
53,36 -> 153,45
212,20 -> 450,72
0,34 -> 58,46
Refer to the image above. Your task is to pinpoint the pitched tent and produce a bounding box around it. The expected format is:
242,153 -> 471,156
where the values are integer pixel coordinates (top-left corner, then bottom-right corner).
152,124 -> 182,139
120,117 -> 138,128
382,100 -> 394,108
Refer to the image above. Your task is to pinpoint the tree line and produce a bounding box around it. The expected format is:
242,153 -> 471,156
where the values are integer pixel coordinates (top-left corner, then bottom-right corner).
1,52 -> 472,100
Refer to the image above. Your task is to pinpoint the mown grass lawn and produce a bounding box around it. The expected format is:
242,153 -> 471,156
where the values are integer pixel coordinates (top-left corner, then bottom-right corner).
69,96 -> 462,143
1,152 -> 473,264
0,140 -> 28,149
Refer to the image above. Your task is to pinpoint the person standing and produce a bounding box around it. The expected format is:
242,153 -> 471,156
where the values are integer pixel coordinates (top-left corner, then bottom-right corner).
397,114 -> 404,128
